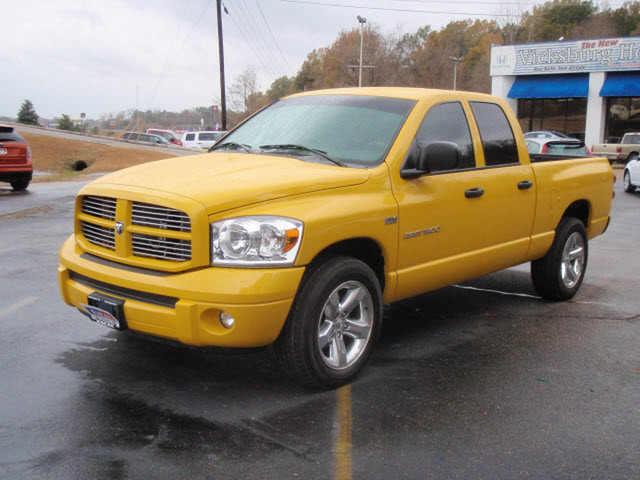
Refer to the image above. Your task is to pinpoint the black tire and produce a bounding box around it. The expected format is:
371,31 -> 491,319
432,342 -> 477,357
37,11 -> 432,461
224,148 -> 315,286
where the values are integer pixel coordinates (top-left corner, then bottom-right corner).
531,217 -> 588,301
274,256 -> 382,389
624,170 -> 636,193
10,178 -> 29,191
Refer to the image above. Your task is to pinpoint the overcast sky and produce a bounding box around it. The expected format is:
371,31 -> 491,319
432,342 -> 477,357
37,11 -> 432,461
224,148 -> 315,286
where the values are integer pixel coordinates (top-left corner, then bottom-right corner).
3,0 -> 557,120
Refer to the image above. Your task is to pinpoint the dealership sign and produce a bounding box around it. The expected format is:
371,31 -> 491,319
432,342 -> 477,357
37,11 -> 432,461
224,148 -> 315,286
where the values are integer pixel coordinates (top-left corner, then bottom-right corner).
491,37 -> 640,76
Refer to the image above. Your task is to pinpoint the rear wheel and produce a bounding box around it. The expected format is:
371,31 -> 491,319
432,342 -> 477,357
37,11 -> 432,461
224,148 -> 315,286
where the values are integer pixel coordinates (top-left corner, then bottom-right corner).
623,170 -> 636,193
274,256 -> 382,389
531,218 -> 588,301
10,178 -> 29,191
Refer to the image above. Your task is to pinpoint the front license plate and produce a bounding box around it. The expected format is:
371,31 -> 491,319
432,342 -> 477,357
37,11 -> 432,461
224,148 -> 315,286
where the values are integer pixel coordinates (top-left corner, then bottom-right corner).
0,148 -> 7,155
80,292 -> 127,330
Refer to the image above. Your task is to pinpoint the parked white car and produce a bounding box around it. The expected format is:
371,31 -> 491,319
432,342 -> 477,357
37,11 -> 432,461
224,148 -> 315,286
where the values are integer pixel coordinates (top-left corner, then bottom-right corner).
180,131 -> 227,149
623,153 -> 640,193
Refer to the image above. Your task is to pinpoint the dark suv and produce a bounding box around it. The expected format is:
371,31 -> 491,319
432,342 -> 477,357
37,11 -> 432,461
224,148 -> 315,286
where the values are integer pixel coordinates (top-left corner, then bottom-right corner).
0,126 -> 33,191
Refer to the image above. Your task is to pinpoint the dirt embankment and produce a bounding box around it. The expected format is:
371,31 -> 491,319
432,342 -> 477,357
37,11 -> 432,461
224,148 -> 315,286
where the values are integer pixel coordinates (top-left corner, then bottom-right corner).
21,132 -> 176,181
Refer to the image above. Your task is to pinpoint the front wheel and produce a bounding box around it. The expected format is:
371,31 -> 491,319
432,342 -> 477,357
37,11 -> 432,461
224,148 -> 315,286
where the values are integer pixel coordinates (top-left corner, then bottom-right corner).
624,170 -> 636,192
531,218 -> 588,301
274,256 -> 382,389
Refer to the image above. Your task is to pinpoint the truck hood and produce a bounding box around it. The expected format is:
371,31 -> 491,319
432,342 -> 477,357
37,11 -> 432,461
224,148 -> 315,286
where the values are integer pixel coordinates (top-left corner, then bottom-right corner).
92,152 -> 370,214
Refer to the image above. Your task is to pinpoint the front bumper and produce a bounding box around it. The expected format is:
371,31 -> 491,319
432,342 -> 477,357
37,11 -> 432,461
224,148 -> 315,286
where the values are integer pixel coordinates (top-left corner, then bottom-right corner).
58,235 -> 305,347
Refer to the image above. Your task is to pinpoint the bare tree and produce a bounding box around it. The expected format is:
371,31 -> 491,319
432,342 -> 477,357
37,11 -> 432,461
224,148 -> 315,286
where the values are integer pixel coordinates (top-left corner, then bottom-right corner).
229,66 -> 259,112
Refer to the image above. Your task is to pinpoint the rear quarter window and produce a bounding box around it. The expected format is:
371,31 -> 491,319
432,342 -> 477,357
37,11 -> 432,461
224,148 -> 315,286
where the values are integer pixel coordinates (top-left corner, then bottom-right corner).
470,102 -> 519,166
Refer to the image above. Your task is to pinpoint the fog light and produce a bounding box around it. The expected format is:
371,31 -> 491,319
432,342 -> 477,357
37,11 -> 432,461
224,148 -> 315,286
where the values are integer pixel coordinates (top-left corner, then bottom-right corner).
219,311 -> 235,329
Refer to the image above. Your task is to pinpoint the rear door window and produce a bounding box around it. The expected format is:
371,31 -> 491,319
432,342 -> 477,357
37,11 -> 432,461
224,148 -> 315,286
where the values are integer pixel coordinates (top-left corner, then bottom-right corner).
470,102 -> 519,166
199,133 -> 215,141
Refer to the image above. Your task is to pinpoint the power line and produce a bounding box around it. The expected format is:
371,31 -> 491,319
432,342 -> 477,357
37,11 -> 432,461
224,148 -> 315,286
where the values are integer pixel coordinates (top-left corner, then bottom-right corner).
146,0 -> 193,109
280,0 -> 520,16
234,0 -> 288,74
146,0 -> 213,109
253,0 -> 294,76
223,1 -> 280,79
279,0 -> 626,17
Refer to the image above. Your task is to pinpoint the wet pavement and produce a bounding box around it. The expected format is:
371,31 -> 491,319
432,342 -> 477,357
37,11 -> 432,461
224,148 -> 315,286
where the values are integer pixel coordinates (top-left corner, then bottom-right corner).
0,179 -> 638,479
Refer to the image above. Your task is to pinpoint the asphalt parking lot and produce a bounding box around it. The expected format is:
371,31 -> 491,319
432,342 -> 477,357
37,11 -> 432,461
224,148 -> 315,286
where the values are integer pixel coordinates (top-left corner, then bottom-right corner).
0,174 -> 638,480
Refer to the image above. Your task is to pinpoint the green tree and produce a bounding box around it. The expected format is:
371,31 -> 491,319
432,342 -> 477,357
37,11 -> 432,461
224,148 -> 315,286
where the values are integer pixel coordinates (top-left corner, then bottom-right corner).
17,99 -> 39,125
613,2 -> 640,36
519,0 -> 595,43
267,76 -> 294,102
57,114 -> 75,131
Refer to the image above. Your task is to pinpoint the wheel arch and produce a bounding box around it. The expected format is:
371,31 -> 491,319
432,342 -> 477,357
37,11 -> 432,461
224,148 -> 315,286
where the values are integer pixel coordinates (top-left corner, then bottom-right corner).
304,238 -> 386,294
561,200 -> 590,228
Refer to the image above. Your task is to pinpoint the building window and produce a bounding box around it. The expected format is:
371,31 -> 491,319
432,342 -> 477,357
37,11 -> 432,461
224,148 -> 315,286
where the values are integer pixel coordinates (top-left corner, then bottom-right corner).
517,98 -> 587,140
605,97 -> 640,141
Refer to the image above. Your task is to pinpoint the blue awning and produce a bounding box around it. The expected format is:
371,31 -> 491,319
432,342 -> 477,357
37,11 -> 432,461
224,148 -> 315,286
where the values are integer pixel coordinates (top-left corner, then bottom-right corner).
508,74 -> 589,99
600,72 -> 640,97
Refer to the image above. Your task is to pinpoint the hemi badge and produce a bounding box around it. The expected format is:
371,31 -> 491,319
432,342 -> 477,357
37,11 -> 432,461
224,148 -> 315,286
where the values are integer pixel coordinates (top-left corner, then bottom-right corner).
385,216 -> 398,225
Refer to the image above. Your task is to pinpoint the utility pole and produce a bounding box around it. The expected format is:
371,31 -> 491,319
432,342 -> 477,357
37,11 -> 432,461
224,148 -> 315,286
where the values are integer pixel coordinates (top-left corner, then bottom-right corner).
216,0 -> 227,130
136,85 -> 139,113
449,56 -> 463,90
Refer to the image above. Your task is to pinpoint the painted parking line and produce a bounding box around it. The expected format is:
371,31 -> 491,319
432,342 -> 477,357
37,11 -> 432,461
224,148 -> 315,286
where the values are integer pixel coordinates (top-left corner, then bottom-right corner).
0,296 -> 38,320
333,384 -> 352,480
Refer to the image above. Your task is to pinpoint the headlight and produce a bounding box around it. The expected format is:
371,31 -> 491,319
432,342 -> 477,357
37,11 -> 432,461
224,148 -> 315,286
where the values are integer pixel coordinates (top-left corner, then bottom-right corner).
210,216 -> 303,267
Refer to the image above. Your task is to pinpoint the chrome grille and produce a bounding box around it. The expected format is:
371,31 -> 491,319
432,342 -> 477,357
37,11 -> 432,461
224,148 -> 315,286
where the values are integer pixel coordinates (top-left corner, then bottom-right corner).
82,196 -> 116,220
132,233 -> 191,262
82,221 -> 115,250
132,202 -> 191,232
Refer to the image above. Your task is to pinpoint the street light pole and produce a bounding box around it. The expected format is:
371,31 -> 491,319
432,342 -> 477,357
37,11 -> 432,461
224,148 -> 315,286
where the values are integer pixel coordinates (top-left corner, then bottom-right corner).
449,56 -> 463,90
216,0 -> 227,130
357,15 -> 367,87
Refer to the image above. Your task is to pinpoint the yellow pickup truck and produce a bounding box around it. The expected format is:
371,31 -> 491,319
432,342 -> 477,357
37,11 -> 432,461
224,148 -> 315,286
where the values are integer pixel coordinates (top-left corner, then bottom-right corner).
58,88 -> 614,388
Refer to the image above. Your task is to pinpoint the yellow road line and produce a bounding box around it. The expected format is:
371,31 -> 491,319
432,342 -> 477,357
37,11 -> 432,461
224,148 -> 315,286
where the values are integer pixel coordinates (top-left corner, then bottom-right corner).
0,296 -> 39,320
334,384 -> 352,480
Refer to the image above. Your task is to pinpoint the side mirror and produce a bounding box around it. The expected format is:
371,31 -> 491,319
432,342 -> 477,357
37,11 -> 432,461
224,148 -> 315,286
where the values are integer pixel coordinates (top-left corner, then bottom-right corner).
417,141 -> 461,172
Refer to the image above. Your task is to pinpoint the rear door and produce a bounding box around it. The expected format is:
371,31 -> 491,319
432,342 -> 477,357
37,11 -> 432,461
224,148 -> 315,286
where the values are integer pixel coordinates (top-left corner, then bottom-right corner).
467,100 -> 535,258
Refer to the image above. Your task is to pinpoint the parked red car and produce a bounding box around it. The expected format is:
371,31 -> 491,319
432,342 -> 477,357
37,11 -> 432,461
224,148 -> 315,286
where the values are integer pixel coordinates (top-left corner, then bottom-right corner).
0,126 -> 33,191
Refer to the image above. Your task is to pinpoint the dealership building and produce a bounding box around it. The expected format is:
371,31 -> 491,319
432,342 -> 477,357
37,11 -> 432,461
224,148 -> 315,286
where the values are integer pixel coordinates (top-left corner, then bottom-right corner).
490,36 -> 640,147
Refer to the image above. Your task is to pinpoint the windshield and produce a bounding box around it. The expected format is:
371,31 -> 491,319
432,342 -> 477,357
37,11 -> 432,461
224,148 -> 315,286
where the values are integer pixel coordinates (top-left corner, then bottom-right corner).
220,94 -> 416,167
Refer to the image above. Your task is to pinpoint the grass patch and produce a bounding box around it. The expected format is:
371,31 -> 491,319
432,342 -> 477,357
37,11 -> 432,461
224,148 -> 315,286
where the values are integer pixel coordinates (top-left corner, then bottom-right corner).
21,132 -> 177,180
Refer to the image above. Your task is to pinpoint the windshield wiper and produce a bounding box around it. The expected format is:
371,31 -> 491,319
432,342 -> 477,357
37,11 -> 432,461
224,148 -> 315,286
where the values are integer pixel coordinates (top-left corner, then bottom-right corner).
259,144 -> 346,167
209,142 -> 252,153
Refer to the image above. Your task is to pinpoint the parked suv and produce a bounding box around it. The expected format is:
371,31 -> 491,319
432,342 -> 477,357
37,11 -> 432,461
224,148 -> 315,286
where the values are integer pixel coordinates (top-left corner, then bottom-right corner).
121,132 -> 170,145
147,129 -> 182,146
0,126 -> 33,191
181,130 -> 226,149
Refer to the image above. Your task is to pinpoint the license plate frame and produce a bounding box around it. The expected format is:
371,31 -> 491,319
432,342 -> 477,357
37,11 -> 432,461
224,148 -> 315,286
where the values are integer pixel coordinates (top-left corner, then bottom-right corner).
80,292 -> 127,330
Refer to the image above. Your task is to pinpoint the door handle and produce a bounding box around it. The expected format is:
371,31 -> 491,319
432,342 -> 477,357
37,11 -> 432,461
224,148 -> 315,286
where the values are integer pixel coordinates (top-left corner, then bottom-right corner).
518,180 -> 533,190
465,187 -> 484,198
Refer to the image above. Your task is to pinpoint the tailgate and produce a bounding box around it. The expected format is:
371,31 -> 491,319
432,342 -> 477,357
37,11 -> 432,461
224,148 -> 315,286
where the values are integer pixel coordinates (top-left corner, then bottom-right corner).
0,142 -> 28,163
